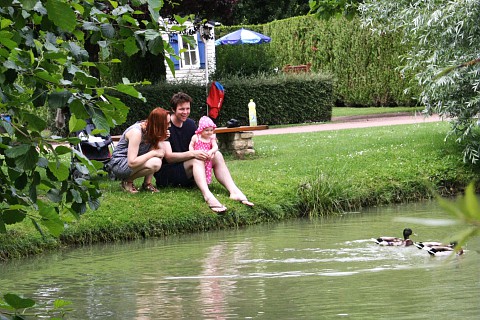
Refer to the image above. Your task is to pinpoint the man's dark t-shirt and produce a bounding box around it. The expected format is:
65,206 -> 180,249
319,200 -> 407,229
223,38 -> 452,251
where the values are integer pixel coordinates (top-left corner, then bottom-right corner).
154,118 -> 197,187
168,118 -> 196,153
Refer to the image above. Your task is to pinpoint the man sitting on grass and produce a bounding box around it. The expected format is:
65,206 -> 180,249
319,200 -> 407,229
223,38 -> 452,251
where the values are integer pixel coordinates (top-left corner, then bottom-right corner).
155,92 -> 254,213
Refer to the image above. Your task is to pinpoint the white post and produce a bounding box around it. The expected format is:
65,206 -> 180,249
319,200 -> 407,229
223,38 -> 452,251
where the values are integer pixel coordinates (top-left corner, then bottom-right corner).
201,25 -> 210,115
205,39 -> 209,94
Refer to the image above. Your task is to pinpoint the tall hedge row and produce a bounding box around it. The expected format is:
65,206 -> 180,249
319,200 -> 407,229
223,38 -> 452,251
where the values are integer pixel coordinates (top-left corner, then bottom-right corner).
109,73 -> 333,135
215,16 -> 420,106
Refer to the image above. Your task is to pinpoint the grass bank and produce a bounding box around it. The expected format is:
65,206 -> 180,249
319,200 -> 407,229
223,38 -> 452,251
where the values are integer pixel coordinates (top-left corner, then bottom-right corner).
1,121 -> 478,260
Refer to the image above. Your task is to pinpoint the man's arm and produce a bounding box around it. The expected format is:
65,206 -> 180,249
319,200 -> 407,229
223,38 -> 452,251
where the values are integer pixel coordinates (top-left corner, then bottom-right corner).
162,141 -> 208,163
188,135 -> 197,152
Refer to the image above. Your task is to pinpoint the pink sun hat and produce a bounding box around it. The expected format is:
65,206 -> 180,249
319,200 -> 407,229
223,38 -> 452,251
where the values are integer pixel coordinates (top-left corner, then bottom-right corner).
195,116 -> 217,135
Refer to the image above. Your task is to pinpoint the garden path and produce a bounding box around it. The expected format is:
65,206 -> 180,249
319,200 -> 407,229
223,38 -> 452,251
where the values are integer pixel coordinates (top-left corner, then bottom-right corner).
255,112 -> 443,136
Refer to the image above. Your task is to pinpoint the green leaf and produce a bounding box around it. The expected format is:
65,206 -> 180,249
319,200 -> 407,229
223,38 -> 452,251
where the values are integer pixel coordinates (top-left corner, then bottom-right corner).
91,112 -> 110,133
69,114 -> 87,133
0,18 -> 12,29
100,23 -> 115,38
37,200 -> 64,237
147,0 -> 162,23
20,0 -> 38,11
47,188 -> 62,203
14,172 -> 27,190
114,84 -> 145,101
48,91 -> 72,109
462,183 -> 479,220
69,98 -> 90,119
70,189 -> 82,203
124,36 -> 139,56
88,198 -> 101,211
71,149 -> 97,172
54,145 -> 72,155
0,116 -> 14,135
35,70 -> 60,84
165,57 -> 175,76
53,299 -> 72,309
74,71 -> 99,86
31,218 -> 46,238
102,94 -> 129,125
15,146 -> 39,170
1,209 -> 27,224
3,293 -> 35,309
5,144 -> 30,158
147,35 -> 164,56
83,21 -> 100,31
46,0 -> 76,32
144,29 -> 160,41
22,112 -> 47,131
0,37 -> 17,50
66,41 -> 89,61
72,201 -> 87,215
48,160 -> 70,181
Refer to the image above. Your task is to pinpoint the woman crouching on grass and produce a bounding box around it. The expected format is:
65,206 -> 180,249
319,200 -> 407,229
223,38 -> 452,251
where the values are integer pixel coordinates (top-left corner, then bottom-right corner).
109,107 -> 170,193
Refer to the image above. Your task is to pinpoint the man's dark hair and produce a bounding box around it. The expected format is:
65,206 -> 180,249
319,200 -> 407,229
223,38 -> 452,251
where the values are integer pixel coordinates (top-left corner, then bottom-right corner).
170,92 -> 193,111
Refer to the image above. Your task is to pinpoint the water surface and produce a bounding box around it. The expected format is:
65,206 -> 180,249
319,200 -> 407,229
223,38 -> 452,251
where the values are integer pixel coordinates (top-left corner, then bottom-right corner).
1,200 -> 479,319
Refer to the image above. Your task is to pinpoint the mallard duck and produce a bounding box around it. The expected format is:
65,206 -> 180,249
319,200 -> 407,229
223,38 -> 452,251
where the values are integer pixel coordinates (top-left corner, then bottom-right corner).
427,241 -> 464,256
415,241 -> 454,250
375,228 -> 414,246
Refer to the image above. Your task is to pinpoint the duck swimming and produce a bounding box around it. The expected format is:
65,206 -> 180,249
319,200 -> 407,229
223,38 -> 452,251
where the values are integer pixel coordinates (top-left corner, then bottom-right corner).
415,241 -> 455,250
427,241 -> 464,256
375,228 -> 414,246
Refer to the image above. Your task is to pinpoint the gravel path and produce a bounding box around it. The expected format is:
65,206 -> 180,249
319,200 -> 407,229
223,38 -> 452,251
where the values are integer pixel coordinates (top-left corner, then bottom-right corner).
254,113 -> 444,136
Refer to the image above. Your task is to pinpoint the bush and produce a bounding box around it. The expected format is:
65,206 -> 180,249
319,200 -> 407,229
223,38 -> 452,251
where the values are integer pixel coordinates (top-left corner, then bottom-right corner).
108,73 -> 334,134
215,16 -> 421,107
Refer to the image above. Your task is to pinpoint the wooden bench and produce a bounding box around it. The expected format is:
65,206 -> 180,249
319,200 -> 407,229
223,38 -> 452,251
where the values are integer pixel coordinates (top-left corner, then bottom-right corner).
111,124 -> 269,159
215,125 -> 268,159
282,63 -> 311,73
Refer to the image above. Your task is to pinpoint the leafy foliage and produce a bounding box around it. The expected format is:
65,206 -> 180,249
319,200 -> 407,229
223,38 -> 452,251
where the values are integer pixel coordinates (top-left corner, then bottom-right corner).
261,16 -> 418,106
437,183 -> 480,250
358,0 -> 480,163
161,0 -> 240,25
230,0 -> 310,25
308,0 -> 363,20
0,0 -> 185,237
0,292 -> 72,319
161,0 -> 310,26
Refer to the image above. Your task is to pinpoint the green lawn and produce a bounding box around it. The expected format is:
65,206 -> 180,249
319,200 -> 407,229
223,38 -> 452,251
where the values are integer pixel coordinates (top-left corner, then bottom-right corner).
1,120 -> 477,260
332,106 -> 424,118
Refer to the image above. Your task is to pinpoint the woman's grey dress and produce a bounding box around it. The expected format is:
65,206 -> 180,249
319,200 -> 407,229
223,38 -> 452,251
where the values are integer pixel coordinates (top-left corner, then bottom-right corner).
109,122 -> 152,180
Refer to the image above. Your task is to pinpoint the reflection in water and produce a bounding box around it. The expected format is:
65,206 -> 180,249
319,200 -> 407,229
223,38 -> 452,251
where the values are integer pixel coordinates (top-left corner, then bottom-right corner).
1,200 -> 479,319
198,242 -> 250,319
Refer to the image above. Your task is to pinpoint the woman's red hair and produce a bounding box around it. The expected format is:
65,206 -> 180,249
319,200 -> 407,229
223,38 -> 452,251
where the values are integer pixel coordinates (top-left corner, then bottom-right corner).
145,107 -> 169,149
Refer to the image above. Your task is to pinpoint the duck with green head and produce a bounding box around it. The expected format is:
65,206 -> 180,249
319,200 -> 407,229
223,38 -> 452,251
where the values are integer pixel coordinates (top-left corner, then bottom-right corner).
375,228 -> 415,246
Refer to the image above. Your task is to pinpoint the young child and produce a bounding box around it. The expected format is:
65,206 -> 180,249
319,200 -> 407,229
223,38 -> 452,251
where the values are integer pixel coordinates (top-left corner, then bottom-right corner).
189,116 -> 219,184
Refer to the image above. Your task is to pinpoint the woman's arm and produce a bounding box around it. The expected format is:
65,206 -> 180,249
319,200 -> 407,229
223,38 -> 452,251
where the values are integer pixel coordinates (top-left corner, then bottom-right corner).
126,129 -> 164,169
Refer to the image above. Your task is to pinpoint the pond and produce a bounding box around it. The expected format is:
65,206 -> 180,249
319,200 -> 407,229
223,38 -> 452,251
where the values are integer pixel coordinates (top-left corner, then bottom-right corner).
1,200 -> 479,319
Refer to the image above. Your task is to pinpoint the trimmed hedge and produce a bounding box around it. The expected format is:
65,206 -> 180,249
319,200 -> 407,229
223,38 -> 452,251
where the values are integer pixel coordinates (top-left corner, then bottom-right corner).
215,16 -> 421,107
109,73 -> 333,135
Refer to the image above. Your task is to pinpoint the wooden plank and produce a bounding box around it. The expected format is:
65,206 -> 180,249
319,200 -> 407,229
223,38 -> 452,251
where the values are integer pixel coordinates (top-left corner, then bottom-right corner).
215,125 -> 268,134
111,124 -> 269,141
